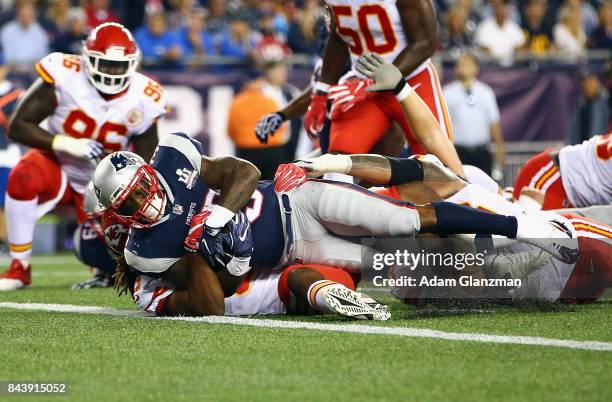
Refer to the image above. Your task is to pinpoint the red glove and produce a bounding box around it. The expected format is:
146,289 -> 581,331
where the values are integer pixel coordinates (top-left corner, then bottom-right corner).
184,209 -> 212,252
274,163 -> 308,193
328,79 -> 374,120
304,91 -> 328,140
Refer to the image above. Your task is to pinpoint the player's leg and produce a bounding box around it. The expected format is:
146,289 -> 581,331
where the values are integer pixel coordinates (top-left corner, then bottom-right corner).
513,149 -> 571,209
71,219 -> 116,290
278,264 -> 389,320
328,97 -> 391,154
387,63 -> 454,155
0,150 -> 70,290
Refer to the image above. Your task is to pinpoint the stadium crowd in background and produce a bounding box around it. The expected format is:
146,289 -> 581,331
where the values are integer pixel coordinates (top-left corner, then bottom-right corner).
0,0 -> 608,70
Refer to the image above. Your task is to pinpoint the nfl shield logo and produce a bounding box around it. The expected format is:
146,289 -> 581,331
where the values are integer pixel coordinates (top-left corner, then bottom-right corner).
173,204 -> 184,215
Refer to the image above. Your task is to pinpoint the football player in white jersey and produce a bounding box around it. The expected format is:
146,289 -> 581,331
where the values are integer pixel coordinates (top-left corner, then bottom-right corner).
513,132 -> 612,210
0,22 -> 167,291
304,0 -> 463,176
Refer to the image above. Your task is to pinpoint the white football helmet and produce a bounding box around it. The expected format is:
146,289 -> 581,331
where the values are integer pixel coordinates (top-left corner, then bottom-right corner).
93,151 -> 166,228
82,22 -> 140,95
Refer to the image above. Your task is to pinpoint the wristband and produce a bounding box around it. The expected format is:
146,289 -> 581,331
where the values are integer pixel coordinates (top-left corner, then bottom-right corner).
393,79 -> 414,102
206,205 -> 235,229
276,111 -> 287,121
51,135 -> 75,153
313,82 -> 330,94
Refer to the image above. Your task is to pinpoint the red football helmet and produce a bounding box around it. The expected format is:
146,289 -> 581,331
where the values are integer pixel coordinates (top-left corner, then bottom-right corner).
82,22 -> 140,95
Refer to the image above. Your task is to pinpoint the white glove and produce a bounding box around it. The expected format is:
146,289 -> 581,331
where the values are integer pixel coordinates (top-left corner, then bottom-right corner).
356,53 -> 414,101
294,153 -> 352,178
255,112 -> 286,144
226,255 -> 252,277
52,135 -> 104,160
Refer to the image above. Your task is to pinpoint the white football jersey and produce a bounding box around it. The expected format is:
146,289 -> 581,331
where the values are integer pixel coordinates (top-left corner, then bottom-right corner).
445,183 -> 527,216
558,133 -> 612,208
35,52 -> 168,193
133,270 -> 287,316
325,0 -> 430,80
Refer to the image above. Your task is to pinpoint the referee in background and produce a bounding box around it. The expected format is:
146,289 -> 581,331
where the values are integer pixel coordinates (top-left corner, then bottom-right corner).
443,52 -> 505,176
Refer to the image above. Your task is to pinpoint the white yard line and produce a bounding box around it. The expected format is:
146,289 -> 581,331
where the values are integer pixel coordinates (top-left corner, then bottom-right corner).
1,302 -> 610,352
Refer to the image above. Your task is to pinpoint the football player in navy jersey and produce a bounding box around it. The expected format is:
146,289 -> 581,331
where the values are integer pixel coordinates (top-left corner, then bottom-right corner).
92,128 -> 577,316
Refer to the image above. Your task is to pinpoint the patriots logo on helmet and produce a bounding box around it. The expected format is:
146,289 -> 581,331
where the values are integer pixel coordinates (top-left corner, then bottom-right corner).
110,153 -> 136,172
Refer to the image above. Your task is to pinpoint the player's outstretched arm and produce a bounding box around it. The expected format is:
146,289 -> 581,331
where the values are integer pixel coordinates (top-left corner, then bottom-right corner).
200,156 -> 261,215
394,0 -> 438,76
357,54 -> 464,177
164,253 -> 225,316
8,78 -> 56,149
296,153 -> 460,186
9,78 -> 104,160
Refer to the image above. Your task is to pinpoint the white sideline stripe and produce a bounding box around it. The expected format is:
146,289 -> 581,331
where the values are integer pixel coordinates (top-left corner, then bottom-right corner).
1,302 -> 611,351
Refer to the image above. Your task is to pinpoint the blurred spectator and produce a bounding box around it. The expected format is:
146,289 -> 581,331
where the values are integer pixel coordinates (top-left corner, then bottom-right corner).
553,5 -> 587,59
287,0 -> 322,55
589,2 -> 612,49
569,74 -> 610,144
178,9 -> 214,58
521,0 -> 554,55
475,0 -> 525,65
563,0 -> 598,36
167,0 -> 196,30
218,17 -> 254,58
249,0 -> 289,35
135,12 -> 183,63
228,44 -> 298,179
441,5 -> 475,52
206,0 -> 230,34
0,1 -> 49,67
253,13 -> 287,49
85,0 -> 120,29
46,0 -> 71,33
52,8 -> 88,54
443,52 -> 505,175
481,0 -> 522,24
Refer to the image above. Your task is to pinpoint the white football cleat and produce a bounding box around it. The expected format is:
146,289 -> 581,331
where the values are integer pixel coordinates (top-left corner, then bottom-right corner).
323,287 -> 391,321
515,214 -> 579,264
0,259 -> 31,291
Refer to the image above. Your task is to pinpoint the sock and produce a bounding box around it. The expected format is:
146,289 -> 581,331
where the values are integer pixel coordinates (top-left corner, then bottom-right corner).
432,201 -> 518,238
307,280 -> 345,314
6,195 -> 38,265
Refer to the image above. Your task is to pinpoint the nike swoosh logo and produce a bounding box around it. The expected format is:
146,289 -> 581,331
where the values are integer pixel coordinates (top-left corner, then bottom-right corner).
238,228 -> 248,241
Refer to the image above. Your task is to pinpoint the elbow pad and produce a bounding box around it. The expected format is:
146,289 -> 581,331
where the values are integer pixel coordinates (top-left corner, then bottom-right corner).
386,157 -> 424,185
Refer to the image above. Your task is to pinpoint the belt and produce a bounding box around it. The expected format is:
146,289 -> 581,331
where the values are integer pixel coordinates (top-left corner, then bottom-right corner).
281,194 -> 294,261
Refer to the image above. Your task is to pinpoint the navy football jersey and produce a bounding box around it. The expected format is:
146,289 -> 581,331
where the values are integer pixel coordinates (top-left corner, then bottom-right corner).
125,133 -> 210,274
124,133 -> 286,275
73,219 -> 116,274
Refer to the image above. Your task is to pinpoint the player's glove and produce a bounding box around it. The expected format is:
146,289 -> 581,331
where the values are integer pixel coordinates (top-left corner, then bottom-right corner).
274,163 -> 308,192
184,209 -> 230,261
304,82 -> 330,139
221,211 -> 253,276
328,78 -> 373,119
255,112 -> 286,144
355,53 -> 414,101
52,135 -> 104,160
294,154 -> 352,178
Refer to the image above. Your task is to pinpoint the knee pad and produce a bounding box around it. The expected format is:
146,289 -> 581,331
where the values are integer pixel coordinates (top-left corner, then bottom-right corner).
7,160 -> 44,200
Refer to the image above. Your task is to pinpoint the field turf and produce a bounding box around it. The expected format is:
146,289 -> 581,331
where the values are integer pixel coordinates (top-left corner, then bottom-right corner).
0,255 -> 610,402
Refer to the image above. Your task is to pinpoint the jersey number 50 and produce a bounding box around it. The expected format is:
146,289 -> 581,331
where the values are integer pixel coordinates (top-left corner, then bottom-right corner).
332,4 -> 398,55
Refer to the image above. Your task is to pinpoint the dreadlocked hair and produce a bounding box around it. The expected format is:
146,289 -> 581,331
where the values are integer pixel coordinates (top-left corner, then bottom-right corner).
113,255 -> 137,297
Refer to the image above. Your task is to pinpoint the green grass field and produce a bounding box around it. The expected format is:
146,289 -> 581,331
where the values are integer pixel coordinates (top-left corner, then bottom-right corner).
0,255 -> 610,402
